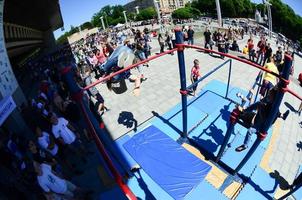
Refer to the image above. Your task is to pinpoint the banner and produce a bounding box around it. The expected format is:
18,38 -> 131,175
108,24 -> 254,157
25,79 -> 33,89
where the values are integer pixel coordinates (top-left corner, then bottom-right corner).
0,95 -> 16,126
0,0 -> 18,97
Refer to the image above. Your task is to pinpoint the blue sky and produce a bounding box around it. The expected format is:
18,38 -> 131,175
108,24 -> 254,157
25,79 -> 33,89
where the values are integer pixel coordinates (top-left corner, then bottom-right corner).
54,0 -> 302,39
54,0 -> 128,38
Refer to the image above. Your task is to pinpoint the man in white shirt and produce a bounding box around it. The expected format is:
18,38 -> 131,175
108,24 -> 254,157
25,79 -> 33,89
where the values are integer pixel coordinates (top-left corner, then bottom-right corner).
49,113 -> 88,163
34,161 -> 78,199
36,127 -> 58,156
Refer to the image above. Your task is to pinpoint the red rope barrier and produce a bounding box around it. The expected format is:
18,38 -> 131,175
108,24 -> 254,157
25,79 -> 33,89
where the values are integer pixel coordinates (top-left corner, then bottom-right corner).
84,48 -> 177,91
79,100 -> 137,200
180,44 -> 286,81
284,87 -> 302,101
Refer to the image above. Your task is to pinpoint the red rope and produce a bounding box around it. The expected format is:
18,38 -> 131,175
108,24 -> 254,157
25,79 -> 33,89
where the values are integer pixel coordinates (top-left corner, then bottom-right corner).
284,87 -> 302,101
181,44 -> 288,82
79,100 -> 137,200
84,48 -> 177,91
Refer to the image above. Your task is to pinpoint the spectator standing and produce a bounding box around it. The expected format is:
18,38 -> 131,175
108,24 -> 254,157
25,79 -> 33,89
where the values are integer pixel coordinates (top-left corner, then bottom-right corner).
247,38 -> 255,62
158,33 -> 165,53
204,29 -> 213,50
256,38 -> 266,65
275,47 -> 283,72
217,35 -> 226,59
187,26 -> 195,45
263,43 -> 273,66
33,161 -> 81,200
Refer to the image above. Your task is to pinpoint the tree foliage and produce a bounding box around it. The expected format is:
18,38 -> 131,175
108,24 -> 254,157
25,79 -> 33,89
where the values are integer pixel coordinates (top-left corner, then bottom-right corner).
136,7 -> 156,21
172,6 -> 201,19
191,0 -> 302,41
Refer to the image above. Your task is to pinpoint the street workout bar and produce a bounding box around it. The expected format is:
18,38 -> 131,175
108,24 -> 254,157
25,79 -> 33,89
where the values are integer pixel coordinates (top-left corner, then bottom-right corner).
84,48 -> 177,91
180,44 -> 284,81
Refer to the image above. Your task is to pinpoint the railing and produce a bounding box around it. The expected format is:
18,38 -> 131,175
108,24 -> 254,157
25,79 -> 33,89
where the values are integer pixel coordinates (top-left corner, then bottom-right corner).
79,31 -> 302,197
186,59 -> 232,99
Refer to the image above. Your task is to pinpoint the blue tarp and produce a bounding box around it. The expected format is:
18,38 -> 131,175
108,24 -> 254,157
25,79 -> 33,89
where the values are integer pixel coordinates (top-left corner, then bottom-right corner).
124,125 -> 212,200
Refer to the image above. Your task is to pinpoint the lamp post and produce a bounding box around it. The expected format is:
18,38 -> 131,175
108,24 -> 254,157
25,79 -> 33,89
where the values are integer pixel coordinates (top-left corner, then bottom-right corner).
153,0 -> 162,32
100,16 -> 105,30
135,6 -> 139,14
123,11 -> 128,27
215,0 -> 222,27
263,0 -> 273,38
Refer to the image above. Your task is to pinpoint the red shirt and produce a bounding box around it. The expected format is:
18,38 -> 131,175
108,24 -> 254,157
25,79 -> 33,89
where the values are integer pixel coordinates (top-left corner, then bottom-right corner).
191,66 -> 201,79
248,42 -> 254,51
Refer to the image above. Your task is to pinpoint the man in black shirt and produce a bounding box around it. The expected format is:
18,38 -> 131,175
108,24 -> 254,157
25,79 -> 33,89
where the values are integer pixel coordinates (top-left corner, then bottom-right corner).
262,43 -> 272,66
204,29 -> 213,50
187,26 -> 195,45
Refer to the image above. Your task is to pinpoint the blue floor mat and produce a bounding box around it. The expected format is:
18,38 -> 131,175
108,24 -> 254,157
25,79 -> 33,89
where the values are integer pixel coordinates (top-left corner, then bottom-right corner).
152,105 -> 208,141
98,186 -> 128,200
221,133 -> 265,176
237,168 -> 277,200
124,125 -> 212,200
190,90 -> 229,115
114,134 -> 138,172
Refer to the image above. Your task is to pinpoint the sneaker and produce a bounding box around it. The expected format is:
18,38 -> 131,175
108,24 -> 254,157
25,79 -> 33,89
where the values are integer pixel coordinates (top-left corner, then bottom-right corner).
235,145 -> 247,152
282,110 -> 290,120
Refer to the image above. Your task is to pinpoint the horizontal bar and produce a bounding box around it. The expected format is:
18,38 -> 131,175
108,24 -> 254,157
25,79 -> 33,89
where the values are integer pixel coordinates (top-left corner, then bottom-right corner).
84,48 -> 177,91
186,59 -> 231,90
181,44 -> 284,81
285,87 -> 302,101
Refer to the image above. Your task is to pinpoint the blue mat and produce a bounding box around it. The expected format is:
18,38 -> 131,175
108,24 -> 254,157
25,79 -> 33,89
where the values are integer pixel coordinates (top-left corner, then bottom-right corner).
190,90 -> 228,115
237,168 -> 277,200
293,165 -> 302,200
124,125 -> 212,200
114,134 -> 138,172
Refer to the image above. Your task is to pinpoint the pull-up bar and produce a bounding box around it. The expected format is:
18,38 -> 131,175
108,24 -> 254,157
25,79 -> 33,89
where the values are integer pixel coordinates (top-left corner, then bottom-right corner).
180,44 -> 286,82
84,48 -> 177,91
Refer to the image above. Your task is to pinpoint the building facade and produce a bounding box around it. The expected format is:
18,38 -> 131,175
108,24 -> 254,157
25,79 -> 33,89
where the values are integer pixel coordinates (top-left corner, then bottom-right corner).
124,0 -> 191,14
0,0 -> 63,137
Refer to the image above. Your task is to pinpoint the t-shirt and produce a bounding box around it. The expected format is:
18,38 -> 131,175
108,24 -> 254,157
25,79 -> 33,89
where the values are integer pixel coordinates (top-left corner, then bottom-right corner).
52,118 -> 76,145
191,66 -> 200,79
243,47 -> 248,54
204,31 -> 211,41
187,29 -> 194,39
38,132 -> 58,156
37,163 -> 67,194
263,62 -> 279,85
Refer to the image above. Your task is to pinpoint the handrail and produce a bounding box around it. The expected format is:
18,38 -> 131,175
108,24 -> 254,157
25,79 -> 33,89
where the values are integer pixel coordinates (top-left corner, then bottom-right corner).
180,44 -> 287,82
186,59 -> 231,91
284,87 -> 302,101
79,100 -> 137,200
84,48 -> 177,91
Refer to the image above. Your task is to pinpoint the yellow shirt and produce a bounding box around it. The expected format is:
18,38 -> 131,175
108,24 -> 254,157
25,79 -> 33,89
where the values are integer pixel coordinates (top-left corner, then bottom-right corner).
263,62 -> 279,85
243,47 -> 248,54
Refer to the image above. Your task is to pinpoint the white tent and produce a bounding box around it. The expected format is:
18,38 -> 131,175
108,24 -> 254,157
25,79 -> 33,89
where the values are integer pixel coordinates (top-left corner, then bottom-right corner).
114,23 -> 124,28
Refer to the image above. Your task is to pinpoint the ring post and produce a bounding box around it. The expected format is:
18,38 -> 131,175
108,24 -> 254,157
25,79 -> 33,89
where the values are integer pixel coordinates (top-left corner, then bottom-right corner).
175,28 -> 188,141
233,55 -> 293,174
225,59 -> 232,98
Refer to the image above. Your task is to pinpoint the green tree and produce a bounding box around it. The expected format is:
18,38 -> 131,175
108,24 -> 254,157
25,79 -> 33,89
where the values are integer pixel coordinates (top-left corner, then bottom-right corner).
172,7 -> 193,19
80,22 -> 93,30
220,0 -> 236,17
136,7 -> 156,21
